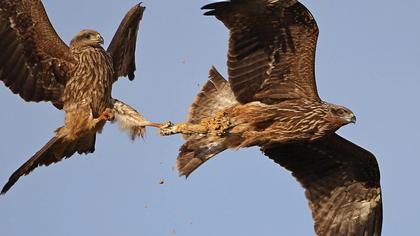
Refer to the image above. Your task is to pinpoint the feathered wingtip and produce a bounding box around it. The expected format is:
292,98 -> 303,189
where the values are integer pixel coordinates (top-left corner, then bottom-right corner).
208,65 -> 225,82
126,2 -> 145,81
119,2 -> 145,25
132,2 -> 146,15
201,1 -> 232,16
202,0 -> 299,16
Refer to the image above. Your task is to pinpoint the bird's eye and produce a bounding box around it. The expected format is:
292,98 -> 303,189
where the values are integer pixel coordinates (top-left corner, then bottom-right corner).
84,34 -> 91,39
332,108 -> 345,116
337,109 -> 345,116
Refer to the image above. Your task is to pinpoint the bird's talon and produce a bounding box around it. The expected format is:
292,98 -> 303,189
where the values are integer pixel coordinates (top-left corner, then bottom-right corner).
159,121 -> 177,136
161,121 -> 174,128
99,108 -> 115,121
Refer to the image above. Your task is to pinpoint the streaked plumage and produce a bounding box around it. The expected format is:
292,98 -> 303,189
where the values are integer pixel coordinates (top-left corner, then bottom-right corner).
0,0 -> 156,194
160,1 -> 382,235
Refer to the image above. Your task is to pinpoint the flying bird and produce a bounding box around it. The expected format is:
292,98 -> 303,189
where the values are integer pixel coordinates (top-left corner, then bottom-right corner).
0,0 -> 159,194
160,1 -> 382,235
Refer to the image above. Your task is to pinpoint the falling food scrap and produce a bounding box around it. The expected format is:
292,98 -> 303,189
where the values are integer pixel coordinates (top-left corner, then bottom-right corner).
159,179 -> 165,185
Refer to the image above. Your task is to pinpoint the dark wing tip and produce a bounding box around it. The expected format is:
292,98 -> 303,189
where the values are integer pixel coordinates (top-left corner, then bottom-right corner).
1,184 -> 11,195
201,1 -> 230,16
201,2 -> 216,10
128,72 -> 135,81
137,2 -> 145,8
108,2 -> 145,82
1,172 -> 20,195
120,2 -> 145,25
208,65 -> 220,77
208,65 -> 228,85
131,2 -> 146,17
201,1 -> 229,10
203,10 -> 217,16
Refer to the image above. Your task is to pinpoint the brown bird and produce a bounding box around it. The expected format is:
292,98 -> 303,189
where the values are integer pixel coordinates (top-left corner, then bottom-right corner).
0,1 -> 159,194
160,1 -> 382,235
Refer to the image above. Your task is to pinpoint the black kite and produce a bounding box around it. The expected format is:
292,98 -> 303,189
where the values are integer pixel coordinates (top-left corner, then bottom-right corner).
0,1 -> 159,194
160,1 -> 382,235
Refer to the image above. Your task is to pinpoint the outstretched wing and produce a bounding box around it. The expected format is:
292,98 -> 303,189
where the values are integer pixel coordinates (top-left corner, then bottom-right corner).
0,0 -> 74,108
202,0 -> 320,104
107,3 -> 145,81
263,134 -> 382,236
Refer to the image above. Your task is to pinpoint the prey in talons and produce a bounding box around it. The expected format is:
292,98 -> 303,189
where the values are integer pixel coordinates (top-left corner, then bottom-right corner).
160,111 -> 232,136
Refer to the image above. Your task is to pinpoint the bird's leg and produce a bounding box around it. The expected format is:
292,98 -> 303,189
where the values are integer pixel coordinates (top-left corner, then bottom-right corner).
96,108 -> 115,123
160,111 -> 232,136
143,122 -> 164,128
159,121 -> 210,136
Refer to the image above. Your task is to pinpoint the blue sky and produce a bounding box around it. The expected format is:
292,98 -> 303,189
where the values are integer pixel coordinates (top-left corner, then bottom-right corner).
1,0 -> 419,235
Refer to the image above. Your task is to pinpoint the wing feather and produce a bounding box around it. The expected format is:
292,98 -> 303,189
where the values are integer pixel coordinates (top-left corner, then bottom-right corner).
0,0 -> 74,108
188,66 -> 237,124
107,4 -> 145,82
262,134 -> 382,236
202,0 -> 320,104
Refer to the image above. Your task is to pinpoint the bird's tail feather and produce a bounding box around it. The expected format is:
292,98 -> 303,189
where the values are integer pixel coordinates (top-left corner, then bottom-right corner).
177,66 -> 238,176
1,130 -> 96,194
177,136 -> 227,177
187,66 -> 237,124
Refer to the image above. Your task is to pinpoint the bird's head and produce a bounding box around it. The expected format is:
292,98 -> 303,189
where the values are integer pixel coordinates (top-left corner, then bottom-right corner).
70,29 -> 104,48
327,103 -> 357,126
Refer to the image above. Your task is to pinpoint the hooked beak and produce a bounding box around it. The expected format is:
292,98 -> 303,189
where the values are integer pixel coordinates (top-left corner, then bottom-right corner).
96,34 -> 104,44
99,35 -> 104,45
350,115 -> 357,124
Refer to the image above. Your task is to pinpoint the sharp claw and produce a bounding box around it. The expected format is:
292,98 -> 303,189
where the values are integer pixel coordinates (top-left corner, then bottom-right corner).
161,121 -> 174,128
159,121 -> 176,136
99,108 -> 115,122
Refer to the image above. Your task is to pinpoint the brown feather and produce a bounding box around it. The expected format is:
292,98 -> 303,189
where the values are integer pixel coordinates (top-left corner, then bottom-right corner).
262,134 -> 382,236
188,66 -> 237,124
177,135 -> 228,177
202,0 -> 320,104
162,2 -> 383,235
1,131 -> 96,195
107,3 -> 145,81
0,1 -> 148,194
177,67 -> 238,176
0,0 -> 74,108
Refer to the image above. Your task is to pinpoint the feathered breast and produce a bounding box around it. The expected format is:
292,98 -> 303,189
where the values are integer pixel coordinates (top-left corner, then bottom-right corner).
63,47 -> 114,116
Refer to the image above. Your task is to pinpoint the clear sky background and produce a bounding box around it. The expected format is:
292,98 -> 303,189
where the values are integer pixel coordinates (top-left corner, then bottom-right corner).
0,0 -> 419,235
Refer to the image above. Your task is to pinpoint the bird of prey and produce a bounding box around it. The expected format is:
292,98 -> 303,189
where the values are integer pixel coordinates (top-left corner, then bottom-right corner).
160,1 -> 383,235
0,1 -> 160,194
